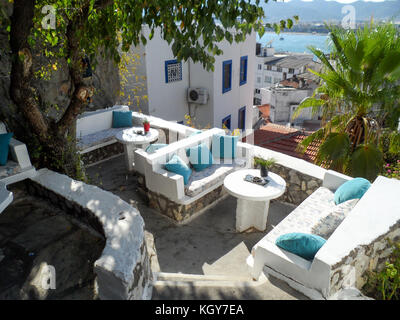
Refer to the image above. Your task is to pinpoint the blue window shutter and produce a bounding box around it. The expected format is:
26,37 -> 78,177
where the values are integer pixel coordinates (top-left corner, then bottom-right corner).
240,56 -> 248,86
222,60 -> 232,94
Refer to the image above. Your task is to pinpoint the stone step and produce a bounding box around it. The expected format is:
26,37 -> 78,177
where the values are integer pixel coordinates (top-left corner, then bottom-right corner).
151,272 -> 269,300
155,272 -> 255,283
151,272 -> 306,300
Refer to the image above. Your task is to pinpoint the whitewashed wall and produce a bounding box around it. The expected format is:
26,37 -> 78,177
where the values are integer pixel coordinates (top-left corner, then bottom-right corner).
212,31 -> 256,130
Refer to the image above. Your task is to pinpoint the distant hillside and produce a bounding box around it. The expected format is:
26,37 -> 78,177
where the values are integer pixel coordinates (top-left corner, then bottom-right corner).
261,0 -> 400,22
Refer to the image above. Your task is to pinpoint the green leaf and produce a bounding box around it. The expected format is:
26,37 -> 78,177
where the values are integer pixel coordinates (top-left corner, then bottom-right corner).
318,132 -> 351,163
349,143 -> 383,181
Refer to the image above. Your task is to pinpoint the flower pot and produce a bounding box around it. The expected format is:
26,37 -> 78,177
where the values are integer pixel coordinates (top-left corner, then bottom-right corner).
260,165 -> 269,178
143,123 -> 150,133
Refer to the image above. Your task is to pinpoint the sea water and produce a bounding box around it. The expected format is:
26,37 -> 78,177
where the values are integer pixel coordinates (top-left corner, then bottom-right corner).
257,32 -> 331,54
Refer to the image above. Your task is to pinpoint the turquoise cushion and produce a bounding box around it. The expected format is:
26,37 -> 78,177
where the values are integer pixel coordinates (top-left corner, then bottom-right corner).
112,111 -> 132,128
186,143 -> 213,172
212,134 -> 239,159
145,143 -> 167,154
275,233 -> 326,261
334,177 -> 371,205
0,133 -> 13,166
165,154 -> 192,185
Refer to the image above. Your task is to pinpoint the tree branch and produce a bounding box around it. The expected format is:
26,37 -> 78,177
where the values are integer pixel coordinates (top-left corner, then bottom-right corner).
9,0 -> 49,139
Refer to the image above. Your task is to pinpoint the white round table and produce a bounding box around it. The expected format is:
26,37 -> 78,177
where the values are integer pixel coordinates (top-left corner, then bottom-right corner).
223,169 -> 286,232
115,127 -> 159,171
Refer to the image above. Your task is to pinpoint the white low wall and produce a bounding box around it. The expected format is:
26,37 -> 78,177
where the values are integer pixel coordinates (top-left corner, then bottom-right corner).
321,176 -> 400,296
30,169 -> 153,300
0,181 -> 13,214
76,105 -> 129,138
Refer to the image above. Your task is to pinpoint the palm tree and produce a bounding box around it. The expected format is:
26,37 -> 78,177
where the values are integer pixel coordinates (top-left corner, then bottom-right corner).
293,21 -> 400,181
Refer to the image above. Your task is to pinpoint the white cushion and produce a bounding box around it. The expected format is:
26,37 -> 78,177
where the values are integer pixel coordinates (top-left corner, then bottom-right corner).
265,187 -> 336,243
77,128 -> 123,150
311,198 -> 359,239
184,158 -> 247,197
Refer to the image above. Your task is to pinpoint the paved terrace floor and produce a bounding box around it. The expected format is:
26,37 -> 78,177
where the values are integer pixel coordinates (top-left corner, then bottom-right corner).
87,155 -> 309,300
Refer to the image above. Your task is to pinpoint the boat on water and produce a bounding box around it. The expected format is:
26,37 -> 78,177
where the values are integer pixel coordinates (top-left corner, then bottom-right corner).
279,37 -> 284,40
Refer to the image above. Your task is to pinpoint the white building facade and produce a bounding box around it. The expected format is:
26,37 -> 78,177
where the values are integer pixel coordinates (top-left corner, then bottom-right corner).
259,85 -> 319,127
253,44 -> 314,105
122,26 -> 256,131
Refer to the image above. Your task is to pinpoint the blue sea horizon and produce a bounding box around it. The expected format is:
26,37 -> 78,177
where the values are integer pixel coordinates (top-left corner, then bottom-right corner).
257,32 -> 331,54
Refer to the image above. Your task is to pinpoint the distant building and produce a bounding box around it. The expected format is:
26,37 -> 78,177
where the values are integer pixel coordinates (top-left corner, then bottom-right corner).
120,26 -> 256,131
258,72 -> 321,130
254,43 -> 315,105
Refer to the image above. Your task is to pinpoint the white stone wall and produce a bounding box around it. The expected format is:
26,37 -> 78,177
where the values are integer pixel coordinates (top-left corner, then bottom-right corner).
30,169 -> 153,300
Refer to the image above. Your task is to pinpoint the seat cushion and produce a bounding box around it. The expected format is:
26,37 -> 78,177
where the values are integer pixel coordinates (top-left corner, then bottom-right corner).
184,158 -> 246,197
334,177 -> 371,205
0,133 -> 13,166
311,198 -> 359,239
276,233 -> 326,261
112,110 -> 133,128
186,143 -> 214,172
165,154 -> 192,185
77,128 -> 123,150
265,187 -> 336,243
0,160 -> 22,179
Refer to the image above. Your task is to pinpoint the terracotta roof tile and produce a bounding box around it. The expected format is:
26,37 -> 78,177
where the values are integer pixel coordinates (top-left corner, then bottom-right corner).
245,123 -> 322,163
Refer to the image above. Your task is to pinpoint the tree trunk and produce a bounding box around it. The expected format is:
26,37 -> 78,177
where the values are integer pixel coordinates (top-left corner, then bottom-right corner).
8,0 -> 91,179
9,0 -> 49,142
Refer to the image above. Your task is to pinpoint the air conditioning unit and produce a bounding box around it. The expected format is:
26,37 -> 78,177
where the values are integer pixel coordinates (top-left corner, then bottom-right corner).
187,87 -> 208,104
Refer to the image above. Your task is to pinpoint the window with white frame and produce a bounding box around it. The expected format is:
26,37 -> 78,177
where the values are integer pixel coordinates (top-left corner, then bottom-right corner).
265,76 -> 272,83
165,60 -> 182,83
257,77 -> 261,83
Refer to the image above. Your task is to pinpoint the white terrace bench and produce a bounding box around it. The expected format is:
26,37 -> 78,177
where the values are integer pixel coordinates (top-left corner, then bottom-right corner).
247,171 -> 400,299
139,128 -> 253,222
0,122 -> 36,186
76,105 -> 199,165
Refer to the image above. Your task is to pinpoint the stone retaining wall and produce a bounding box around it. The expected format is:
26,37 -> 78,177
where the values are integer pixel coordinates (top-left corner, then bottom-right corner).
80,142 -> 124,166
329,220 -> 400,297
254,162 -> 322,206
138,174 -> 226,222
29,169 -> 153,300
26,180 -> 105,238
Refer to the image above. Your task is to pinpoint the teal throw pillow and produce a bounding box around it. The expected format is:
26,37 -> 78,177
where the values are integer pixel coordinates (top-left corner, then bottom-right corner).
145,143 -> 167,154
112,110 -> 133,128
334,177 -> 371,205
164,154 -> 192,185
186,143 -> 213,172
212,134 -> 239,159
275,233 -> 326,261
0,132 -> 13,166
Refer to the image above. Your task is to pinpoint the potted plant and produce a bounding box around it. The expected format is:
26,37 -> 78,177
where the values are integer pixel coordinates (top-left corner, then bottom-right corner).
143,118 -> 150,133
254,157 -> 276,177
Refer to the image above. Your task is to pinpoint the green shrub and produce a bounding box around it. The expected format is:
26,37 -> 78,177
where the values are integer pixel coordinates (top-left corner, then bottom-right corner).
363,240 -> 400,300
